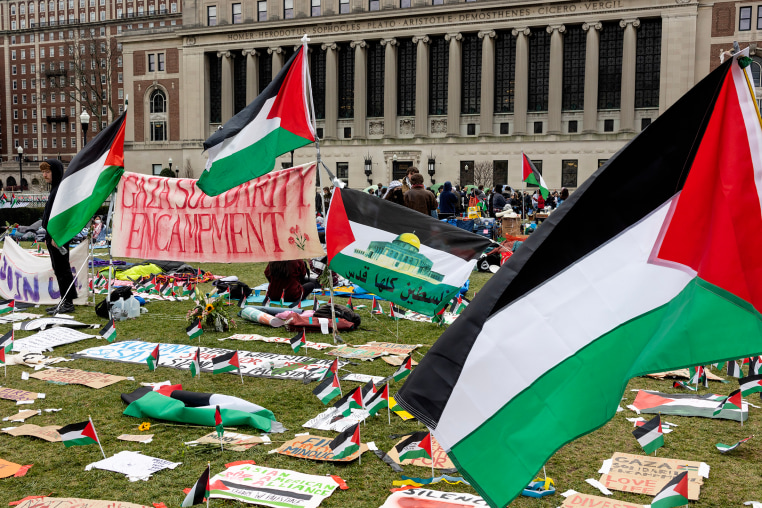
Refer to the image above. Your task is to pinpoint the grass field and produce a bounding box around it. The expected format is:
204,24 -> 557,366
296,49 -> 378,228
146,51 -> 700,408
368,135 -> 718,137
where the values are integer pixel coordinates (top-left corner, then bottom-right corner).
0,251 -> 759,507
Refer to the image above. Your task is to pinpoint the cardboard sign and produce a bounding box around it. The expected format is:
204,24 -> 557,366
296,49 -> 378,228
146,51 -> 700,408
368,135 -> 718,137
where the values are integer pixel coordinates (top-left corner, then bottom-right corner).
600,452 -> 707,500
2,410 -> 39,422
0,312 -> 43,323
325,345 -> 388,361
72,341 -> 341,380
112,165 -> 323,263
85,451 -> 181,481
3,424 -> 62,442
221,334 -> 333,351
382,356 -> 419,367
355,342 -> 422,356
13,498 -> 149,508
387,434 -> 455,470
16,317 -> 92,331
647,369 -> 723,381
117,434 -> 154,443
0,238 -> 89,305
0,458 -> 23,478
0,387 -> 42,402
303,407 -> 369,433
275,434 -> 368,462
379,489 -> 487,507
195,431 -> 266,451
209,464 -> 340,508
341,373 -> 385,384
13,327 -> 96,353
30,367 -> 127,389
561,492 -> 646,508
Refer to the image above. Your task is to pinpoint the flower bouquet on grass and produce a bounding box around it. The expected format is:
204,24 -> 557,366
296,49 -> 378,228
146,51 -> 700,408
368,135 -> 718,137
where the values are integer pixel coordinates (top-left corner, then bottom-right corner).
186,288 -> 237,332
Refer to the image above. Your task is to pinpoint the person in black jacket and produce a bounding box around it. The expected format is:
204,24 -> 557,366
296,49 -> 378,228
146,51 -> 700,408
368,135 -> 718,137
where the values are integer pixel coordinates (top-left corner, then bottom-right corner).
40,159 -> 77,314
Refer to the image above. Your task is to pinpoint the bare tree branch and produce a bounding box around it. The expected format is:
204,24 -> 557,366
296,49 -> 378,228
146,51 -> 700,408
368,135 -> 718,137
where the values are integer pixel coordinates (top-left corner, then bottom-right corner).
472,161 -> 494,188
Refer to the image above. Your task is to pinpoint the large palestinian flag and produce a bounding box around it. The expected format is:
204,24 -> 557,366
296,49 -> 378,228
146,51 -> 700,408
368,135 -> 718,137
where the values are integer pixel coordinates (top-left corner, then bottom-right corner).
47,111 -> 126,245
395,50 -> 762,507
199,45 -> 315,196
522,153 -> 549,199
121,386 -> 282,433
326,188 -> 492,316
632,390 -> 747,421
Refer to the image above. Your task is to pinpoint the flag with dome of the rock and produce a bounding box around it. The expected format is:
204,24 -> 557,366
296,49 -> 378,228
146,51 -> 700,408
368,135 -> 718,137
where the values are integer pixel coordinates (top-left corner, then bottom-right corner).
325,187 -> 492,316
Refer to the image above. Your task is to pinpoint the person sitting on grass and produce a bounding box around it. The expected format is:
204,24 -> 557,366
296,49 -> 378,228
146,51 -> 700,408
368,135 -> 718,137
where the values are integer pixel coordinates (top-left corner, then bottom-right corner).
264,260 -> 316,306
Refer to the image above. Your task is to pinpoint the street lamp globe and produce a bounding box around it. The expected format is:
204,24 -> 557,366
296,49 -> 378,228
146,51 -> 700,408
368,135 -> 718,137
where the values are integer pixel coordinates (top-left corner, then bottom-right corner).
80,109 -> 91,146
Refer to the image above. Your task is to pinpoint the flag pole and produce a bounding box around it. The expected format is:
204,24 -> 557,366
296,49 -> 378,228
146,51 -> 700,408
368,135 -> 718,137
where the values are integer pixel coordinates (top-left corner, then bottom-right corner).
358,424 -> 361,466
207,462 -> 211,508
238,351 -> 244,384
89,415 -> 107,460
105,189 -> 117,320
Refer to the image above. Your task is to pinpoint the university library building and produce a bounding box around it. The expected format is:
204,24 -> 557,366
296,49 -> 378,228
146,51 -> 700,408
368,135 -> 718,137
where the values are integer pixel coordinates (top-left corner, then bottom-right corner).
0,0 -> 759,192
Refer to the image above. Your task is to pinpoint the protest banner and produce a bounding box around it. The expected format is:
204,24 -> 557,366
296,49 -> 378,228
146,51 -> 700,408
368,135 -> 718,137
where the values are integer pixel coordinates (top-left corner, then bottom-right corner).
561,492 -> 646,508
112,164 -> 323,263
386,434 -> 455,469
13,327 -> 96,353
30,368 -> 127,389
275,434 -> 368,462
599,452 -> 708,500
379,489 -> 487,508
195,430 -> 267,451
73,341 -> 342,380
220,334 -> 333,351
209,464 -> 340,508
13,498 -> 149,508
85,451 -> 181,481
0,387 -> 42,402
3,424 -> 62,442
355,342 -> 422,356
0,238 -> 89,305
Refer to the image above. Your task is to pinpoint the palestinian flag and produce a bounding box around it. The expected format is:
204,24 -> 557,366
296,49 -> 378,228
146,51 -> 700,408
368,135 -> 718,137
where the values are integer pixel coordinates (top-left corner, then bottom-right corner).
389,303 -> 405,320
366,384 -> 390,416
189,347 -> 201,378
238,295 -> 247,309
0,330 -> 14,354
689,366 -> 707,387
632,390 -> 746,421
10,194 -> 18,207
651,471 -> 689,508
214,405 -> 224,438
138,280 -> 156,293
99,319 -> 116,343
0,193 -> 5,205
739,374 -> 762,396
716,435 -> 753,453
199,45 -> 315,196
395,431 -> 432,461
361,380 -> 378,406
58,419 -> 99,447
393,355 -> 412,382
326,187 -> 492,317
312,372 -> 341,404
371,297 -> 384,315
0,298 -> 14,315
263,296 -> 271,307
748,356 -> 761,376
631,415 -> 664,454
328,423 -> 361,460
289,330 -> 306,353
146,344 -> 160,371
212,350 -> 239,374
182,466 -> 210,507
713,389 -> 743,416
346,296 -> 354,311
727,360 -> 741,378
46,111 -> 126,245
334,386 -> 364,417
313,294 -> 319,310
186,319 -> 203,340
395,51 -> 762,508
320,358 -> 339,381
522,153 -> 549,199
121,386 -> 281,432
672,381 -> 696,391
161,283 -> 174,298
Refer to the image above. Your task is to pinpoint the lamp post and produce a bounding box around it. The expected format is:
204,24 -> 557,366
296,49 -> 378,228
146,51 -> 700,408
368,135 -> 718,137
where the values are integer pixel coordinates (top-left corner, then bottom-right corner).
428,155 -> 436,184
17,146 -> 23,192
80,109 -> 90,146
364,154 -> 373,185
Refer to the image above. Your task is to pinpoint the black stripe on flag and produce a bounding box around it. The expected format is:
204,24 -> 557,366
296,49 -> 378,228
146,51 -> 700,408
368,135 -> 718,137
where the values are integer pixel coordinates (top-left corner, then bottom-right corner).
62,111 -> 127,178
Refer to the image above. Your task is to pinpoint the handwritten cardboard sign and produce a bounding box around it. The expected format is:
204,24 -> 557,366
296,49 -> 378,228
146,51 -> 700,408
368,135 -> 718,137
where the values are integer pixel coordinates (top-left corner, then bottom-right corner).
355,342 -> 422,356
85,451 -> 181,481
221,334 -> 333,351
379,489 -> 487,507
0,387 -> 41,402
195,431 -> 266,451
325,345 -> 387,361
117,434 -> 154,443
13,327 -> 95,353
0,458 -> 22,478
302,407 -> 369,433
599,452 -> 706,500
275,434 -> 367,462
30,367 -> 127,389
13,498 -> 149,508
112,164 -> 323,263
387,434 -> 455,470
561,492 -> 646,508
2,410 -> 39,422
3,424 -> 62,442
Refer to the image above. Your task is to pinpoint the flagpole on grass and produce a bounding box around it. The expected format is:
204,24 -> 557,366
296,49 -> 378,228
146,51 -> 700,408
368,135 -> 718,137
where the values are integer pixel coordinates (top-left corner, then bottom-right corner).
358,424 -> 361,465
89,415 -> 107,460
207,462 -> 211,508
238,351 -> 244,384
105,189 -> 117,320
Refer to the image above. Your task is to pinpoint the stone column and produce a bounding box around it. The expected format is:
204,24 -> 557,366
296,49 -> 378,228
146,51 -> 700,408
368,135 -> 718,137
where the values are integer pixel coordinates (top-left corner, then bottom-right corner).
322,42 -> 339,140
445,32 -> 462,137
243,49 -> 259,104
582,22 -> 601,133
547,25 -> 565,134
269,47 -> 284,78
412,35 -> 430,137
217,50 -> 234,122
478,29 -> 496,136
381,38 -> 397,138
619,18 -> 639,133
350,40 -> 367,139
512,27 -> 530,135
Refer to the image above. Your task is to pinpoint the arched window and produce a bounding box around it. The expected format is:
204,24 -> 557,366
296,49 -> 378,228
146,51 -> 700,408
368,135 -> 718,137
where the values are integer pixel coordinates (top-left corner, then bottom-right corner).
6,176 -> 17,188
150,89 -> 166,113
148,88 -> 167,141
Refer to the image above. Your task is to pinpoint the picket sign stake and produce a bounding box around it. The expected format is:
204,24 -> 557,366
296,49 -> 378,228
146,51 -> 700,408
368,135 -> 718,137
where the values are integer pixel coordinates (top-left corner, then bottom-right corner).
105,189 -> 117,320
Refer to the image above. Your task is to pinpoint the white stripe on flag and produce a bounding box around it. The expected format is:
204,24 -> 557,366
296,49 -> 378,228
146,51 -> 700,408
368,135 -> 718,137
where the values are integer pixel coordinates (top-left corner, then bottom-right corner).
731,54 -> 762,209
636,426 -> 661,447
205,98 -> 280,169
49,150 -> 109,217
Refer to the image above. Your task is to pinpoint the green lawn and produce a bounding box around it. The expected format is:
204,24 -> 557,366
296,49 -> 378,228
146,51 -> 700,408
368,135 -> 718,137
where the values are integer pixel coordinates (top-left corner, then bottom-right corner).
0,253 -> 759,507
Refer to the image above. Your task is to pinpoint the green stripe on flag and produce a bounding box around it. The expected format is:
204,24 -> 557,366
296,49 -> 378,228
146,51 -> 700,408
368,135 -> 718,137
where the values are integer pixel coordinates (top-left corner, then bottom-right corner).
62,436 -> 98,447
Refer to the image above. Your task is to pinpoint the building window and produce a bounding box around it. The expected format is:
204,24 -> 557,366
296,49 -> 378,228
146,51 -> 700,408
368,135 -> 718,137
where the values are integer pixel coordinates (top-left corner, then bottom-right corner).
568,120 -> 578,133
400,0 -> 410,7
149,89 -> 167,141
231,2 -> 241,22
259,51 -> 272,94
258,0 -> 266,20
533,121 -> 543,134
604,118 -> 614,131
284,0 -> 293,18
367,41 -> 384,117
310,47 -> 326,119
338,43 -> 354,118
499,122 -> 509,134
528,29 -> 550,112
493,160 -> 507,184
562,25 -> 585,111
433,0 -> 443,4
740,6 -> 752,31
336,162 -> 349,186
495,30 -> 516,113
598,21 -> 623,109
343,127 -> 351,138
561,160 -> 578,187
234,55 -> 247,114
397,39 -> 416,116
311,0 -> 320,16
158,53 -> 165,71
461,33 -> 482,114
634,19 -> 661,108
148,53 -> 155,72
339,0 -> 348,13
429,36 -> 448,115
369,0 -> 379,10
641,117 -> 651,130
207,5 -> 216,26
209,54 -> 222,123
758,6 -> 762,29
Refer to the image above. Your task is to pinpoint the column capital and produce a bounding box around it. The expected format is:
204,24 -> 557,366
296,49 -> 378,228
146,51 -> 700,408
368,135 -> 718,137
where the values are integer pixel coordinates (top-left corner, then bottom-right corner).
582,21 -> 602,31
619,18 -> 640,28
241,49 -> 258,57
216,50 -> 232,58
350,40 -> 367,49
412,35 -> 430,44
546,24 -> 566,34
511,27 -> 531,37
380,38 -> 397,47
321,42 -> 338,51
267,46 -> 284,55
444,32 -> 462,42
477,29 -> 496,39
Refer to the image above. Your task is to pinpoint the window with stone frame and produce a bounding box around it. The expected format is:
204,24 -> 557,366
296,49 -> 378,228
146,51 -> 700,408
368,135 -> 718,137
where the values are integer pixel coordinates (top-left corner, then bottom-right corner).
528,29 -> 550,112
561,159 -> 578,187
562,25 -> 585,111
367,41 -> 384,117
429,36 -> 448,115
208,53 -> 221,123
461,33 -> 482,114
233,54 -> 246,114
397,39 -> 416,116
597,21 -> 623,109
258,51 -> 272,94
310,47 -> 326,119
338,43 -> 354,118
494,30 -> 516,113
634,18 -> 661,108
207,5 -> 216,26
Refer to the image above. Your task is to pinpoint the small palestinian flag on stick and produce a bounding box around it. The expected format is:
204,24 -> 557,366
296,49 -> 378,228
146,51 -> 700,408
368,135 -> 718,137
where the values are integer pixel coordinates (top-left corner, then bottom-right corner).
186,318 -> 204,340
389,303 -> 405,320
672,380 -> 696,391
289,330 -> 306,353
396,431 -> 433,461
651,471 -> 689,508
58,417 -> 106,458
739,374 -> 762,396
0,298 -> 14,315
146,344 -> 160,371
714,390 -> 744,424
522,152 -> 549,199
214,405 -> 224,451
312,294 -> 320,310
0,330 -> 14,354
334,386 -> 364,417
328,423 -> 361,461
181,464 -> 210,507
190,347 -> 201,378
727,360 -> 741,378
263,296 -> 271,307
631,414 -> 664,455
313,372 -> 341,404
393,355 -> 413,382
99,319 -> 116,343
213,350 -> 244,384
371,297 -> 384,315
366,383 -> 390,416
748,356 -> 761,376
347,296 -> 354,311
320,358 -> 340,381
716,435 -> 753,453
